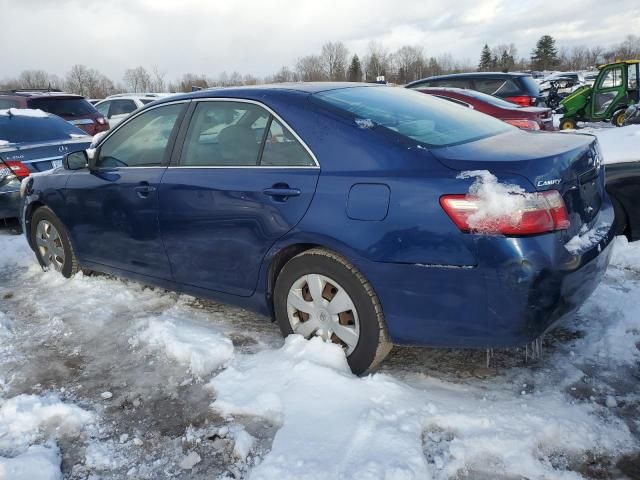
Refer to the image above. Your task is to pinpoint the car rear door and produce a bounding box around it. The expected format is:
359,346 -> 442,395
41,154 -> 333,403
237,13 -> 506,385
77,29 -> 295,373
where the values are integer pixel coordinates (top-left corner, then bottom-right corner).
158,99 -> 320,296
64,101 -> 187,279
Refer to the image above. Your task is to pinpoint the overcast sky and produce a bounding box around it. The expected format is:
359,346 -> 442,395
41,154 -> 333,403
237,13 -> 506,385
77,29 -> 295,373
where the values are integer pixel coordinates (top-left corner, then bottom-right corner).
1,0 -> 638,81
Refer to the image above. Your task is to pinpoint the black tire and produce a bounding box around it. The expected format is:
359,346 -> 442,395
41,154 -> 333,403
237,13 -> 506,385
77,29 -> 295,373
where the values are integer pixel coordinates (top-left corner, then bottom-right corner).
30,206 -> 79,278
274,248 -> 392,375
559,117 -> 577,130
611,109 -> 626,127
610,195 -> 629,239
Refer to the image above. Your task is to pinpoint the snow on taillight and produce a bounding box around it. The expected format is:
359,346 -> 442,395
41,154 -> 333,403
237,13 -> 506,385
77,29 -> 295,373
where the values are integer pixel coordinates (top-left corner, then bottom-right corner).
504,119 -> 540,130
440,170 -> 570,236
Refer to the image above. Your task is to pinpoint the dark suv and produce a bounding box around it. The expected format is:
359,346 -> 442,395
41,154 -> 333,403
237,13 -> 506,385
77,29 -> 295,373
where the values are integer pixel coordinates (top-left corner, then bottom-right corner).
0,89 -> 109,135
407,72 -> 542,107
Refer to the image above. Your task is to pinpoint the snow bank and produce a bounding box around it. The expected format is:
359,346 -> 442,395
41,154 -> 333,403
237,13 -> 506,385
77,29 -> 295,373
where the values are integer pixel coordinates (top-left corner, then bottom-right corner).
210,336 -> 631,479
0,444 -> 61,480
0,108 -> 49,118
456,170 -> 530,232
582,124 -> 640,164
137,315 -> 234,377
0,234 -> 33,269
0,394 -> 93,455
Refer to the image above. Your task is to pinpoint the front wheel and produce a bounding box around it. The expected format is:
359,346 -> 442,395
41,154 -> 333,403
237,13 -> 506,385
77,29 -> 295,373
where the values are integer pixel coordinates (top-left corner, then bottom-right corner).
274,248 -> 392,375
30,206 -> 79,278
611,109 -> 626,127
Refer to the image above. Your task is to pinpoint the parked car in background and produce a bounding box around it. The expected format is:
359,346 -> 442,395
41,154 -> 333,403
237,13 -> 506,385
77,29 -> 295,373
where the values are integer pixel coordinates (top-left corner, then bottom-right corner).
607,159 -> 640,242
416,87 -> 554,130
21,84 -> 614,374
623,102 -> 640,125
94,93 -> 166,128
407,72 -> 542,107
0,90 -> 109,136
0,108 -> 91,219
88,99 -> 103,105
539,71 -> 585,91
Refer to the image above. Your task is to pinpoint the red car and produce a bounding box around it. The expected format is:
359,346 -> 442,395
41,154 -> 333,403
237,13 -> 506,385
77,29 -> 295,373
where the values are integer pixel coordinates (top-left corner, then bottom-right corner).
416,87 -> 554,131
0,90 -> 109,135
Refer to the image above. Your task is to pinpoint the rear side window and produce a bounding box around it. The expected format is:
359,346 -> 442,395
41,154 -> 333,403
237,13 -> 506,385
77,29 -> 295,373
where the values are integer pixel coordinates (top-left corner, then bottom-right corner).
0,115 -> 86,143
0,99 -> 20,109
430,78 -> 471,89
95,101 -> 110,116
27,97 -> 97,117
314,86 -> 511,147
109,99 -> 137,116
260,118 -> 315,166
473,79 -> 517,95
97,103 -> 183,168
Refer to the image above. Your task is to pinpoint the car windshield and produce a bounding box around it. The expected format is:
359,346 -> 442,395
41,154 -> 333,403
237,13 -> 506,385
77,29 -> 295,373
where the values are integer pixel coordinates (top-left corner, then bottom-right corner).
0,115 -> 86,143
314,86 -> 512,147
27,97 -> 97,117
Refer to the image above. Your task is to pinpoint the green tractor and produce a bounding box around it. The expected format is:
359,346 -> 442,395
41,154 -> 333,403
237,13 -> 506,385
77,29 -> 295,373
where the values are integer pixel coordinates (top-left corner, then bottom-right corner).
558,60 -> 640,130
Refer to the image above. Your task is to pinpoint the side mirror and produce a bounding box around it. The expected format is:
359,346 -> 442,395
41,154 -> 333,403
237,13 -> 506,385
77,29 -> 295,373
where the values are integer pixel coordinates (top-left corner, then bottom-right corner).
64,150 -> 88,170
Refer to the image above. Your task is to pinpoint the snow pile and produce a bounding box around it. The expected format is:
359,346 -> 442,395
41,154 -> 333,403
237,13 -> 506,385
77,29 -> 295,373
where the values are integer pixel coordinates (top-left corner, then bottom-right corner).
0,108 -> 49,118
0,234 -> 34,269
136,315 -> 234,377
0,140 -> 10,147
0,444 -> 61,480
565,222 -> 611,254
611,235 -> 640,271
582,124 -> 640,164
210,335 -> 631,479
456,170 -> 531,232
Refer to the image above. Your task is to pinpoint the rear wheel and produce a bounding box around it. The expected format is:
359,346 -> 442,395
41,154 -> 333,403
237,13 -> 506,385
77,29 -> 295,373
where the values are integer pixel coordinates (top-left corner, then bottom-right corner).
30,207 -> 78,278
274,248 -> 392,375
559,117 -> 577,130
611,109 -> 626,127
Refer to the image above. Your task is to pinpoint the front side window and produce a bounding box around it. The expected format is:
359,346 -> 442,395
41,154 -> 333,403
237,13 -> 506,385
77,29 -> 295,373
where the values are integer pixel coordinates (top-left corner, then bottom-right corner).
314,86 -> 511,147
97,103 -> 183,168
599,67 -> 623,88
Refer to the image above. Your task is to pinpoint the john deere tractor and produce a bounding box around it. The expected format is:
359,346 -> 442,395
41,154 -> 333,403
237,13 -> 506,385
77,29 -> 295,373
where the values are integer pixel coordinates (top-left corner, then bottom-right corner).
558,60 -> 640,130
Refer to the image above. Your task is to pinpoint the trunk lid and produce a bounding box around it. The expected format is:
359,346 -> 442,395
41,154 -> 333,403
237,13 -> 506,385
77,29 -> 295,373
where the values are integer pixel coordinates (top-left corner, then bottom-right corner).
0,137 -> 92,172
431,130 -> 605,238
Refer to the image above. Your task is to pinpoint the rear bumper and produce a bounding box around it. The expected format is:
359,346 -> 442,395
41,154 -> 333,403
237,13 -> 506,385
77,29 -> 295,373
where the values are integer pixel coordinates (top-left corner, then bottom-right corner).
358,202 -> 615,348
0,182 -> 21,220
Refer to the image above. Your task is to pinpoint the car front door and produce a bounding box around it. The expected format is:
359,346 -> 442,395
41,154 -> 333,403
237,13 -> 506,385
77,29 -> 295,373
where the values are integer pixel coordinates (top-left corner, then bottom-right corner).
64,101 -> 187,279
159,99 -> 320,296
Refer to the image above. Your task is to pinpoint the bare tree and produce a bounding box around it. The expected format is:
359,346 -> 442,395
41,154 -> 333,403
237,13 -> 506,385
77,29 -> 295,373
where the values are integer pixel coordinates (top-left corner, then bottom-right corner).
123,66 -> 152,93
363,41 -> 391,82
320,41 -> 349,81
149,65 -> 166,92
64,65 -> 115,98
296,55 -> 326,81
393,45 -> 426,84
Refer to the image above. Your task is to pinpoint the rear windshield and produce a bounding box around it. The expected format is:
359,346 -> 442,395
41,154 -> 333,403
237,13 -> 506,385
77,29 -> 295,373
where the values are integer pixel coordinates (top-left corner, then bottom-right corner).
517,76 -> 541,96
313,86 -> 512,147
0,115 -> 85,143
453,89 -> 523,109
27,97 -> 97,117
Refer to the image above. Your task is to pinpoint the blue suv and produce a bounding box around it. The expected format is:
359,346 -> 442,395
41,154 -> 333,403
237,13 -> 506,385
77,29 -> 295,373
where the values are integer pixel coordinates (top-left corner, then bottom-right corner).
21,84 -> 614,373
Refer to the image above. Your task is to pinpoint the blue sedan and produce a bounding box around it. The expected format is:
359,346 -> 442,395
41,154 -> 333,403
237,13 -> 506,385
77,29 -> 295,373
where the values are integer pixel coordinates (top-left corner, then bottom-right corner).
21,84 -> 614,373
0,109 -> 92,219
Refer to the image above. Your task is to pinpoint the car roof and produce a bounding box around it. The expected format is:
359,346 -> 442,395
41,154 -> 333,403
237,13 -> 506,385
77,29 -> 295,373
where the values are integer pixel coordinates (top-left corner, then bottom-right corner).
407,72 -> 529,87
0,90 -> 83,99
155,82 -> 379,103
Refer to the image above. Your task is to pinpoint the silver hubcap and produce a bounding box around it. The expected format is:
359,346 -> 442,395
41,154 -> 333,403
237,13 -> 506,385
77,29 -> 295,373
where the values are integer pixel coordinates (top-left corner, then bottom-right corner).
35,220 -> 65,271
286,274 -> 360,355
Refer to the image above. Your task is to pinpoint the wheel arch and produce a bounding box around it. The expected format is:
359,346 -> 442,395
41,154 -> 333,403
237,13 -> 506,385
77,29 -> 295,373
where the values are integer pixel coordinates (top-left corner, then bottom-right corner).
24,200 -> 46,251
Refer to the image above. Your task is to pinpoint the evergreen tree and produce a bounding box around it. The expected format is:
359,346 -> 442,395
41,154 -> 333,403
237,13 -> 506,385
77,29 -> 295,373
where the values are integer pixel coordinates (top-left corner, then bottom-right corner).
478,44 -> 492,71
347,54 -> 363,82
499,49 -> 514,72
531,35 -> 559,70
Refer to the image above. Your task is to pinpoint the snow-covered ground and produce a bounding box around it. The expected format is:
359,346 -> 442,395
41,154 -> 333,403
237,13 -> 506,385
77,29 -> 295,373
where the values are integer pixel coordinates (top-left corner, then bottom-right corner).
1,124 -> 639,479
1,229 -> 639,479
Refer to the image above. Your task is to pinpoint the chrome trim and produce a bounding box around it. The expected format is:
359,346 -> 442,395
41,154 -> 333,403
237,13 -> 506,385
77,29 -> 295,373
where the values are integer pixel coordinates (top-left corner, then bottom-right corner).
21,156 -> 63,164
190,97 -> 320,168
69,119 -> 95,125
166,165 -> 318,170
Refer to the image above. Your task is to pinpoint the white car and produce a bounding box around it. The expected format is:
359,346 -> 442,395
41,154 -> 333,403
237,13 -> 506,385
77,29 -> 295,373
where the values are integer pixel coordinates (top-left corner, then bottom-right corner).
94,94 -> 164,128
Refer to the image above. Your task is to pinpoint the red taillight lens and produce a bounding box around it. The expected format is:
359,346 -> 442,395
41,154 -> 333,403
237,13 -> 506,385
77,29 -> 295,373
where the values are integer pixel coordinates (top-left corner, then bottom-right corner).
4,160 -> 30,179
504,119 -> 540,130
505,95 -> 536,107
440,190 -> 570,235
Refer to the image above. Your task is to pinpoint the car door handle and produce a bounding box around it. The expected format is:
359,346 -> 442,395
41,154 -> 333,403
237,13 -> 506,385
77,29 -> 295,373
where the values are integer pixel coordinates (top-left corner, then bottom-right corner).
263,187 -> 301,198
134,184 -> 156,198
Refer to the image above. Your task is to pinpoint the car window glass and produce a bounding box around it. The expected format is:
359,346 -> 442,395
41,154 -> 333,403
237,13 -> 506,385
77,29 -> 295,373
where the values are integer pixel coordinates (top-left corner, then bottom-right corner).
180,101 -> 269,166
0,99 -> 20,109
140,99 -> 155,105
95,101 -> 110,116
110,99 -> 137,116
260,118 -> 314,166
599,67 -> 623,88
432,79 -> 469,89
97,103 -> 183,168
628,65 -> 638,89
473,79 -> 507,95
27,97 -> 96,117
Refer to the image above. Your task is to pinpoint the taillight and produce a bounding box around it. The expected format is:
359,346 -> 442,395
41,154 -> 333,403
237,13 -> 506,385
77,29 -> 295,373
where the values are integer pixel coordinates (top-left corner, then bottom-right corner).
504,119 -> 540,130
505,95 -> 536,107
1,160 -> 30,179
440,190 -> 570,235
